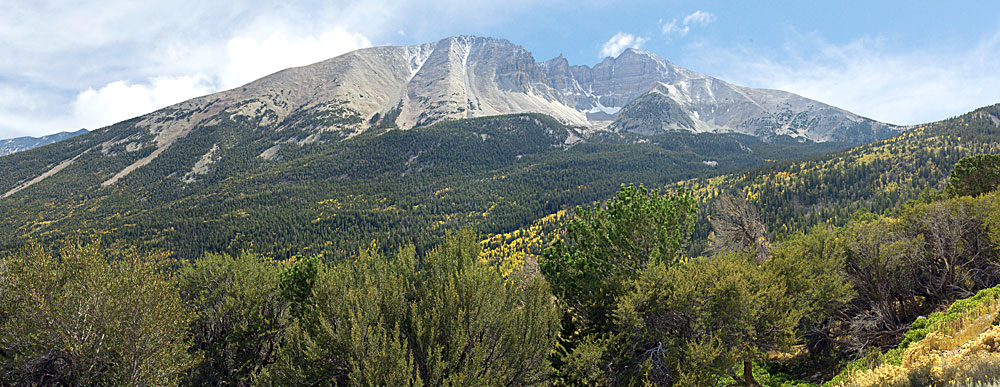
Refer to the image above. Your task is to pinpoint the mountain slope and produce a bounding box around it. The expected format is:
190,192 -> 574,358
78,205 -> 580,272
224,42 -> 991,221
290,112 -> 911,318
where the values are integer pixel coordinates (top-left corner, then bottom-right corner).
481,104 -> 1000,264
0,113 -> 850,259
612,81 -> 900,142
0,129 -> 87,156
679,103 -> 1000,246
0,35 -> 913,259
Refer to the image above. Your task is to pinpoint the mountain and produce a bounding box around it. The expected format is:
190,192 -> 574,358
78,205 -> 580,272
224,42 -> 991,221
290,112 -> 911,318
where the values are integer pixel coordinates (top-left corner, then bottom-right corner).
23,36 -> 896,188
0,35 -> 911,258
0,129 -> 87,156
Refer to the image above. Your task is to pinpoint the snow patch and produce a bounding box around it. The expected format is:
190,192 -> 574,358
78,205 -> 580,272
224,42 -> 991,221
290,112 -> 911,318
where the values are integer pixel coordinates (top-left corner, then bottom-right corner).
702,160 -> 718,167
586,101 -> 622,115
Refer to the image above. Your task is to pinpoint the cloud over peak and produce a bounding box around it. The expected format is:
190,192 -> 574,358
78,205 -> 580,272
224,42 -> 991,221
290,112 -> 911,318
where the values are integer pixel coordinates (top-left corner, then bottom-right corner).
600,32 -> 647,58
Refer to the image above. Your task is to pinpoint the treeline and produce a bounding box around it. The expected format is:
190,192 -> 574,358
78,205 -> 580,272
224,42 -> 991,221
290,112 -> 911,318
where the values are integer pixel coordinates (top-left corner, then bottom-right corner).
2,154 -> 999,386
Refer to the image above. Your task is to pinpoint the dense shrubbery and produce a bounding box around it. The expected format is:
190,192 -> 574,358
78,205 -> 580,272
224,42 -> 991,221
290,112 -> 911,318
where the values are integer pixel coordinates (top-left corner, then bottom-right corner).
177,252 -> 289,386
0,231 -> 560,386
542,186 -> 853,386
261,230 -> 560,386
0,241 -> 194,385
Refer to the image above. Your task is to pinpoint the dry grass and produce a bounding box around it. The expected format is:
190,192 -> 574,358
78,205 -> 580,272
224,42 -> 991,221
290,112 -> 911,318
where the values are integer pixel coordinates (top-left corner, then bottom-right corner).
839,302 -> 1000,386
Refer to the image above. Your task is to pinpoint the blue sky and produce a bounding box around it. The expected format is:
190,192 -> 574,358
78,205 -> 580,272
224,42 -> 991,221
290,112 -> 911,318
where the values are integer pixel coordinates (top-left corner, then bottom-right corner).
2,0 -> 998,138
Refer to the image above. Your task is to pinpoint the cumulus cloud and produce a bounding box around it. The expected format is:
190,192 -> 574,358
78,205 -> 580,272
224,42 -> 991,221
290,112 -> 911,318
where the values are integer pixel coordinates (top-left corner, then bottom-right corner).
60,27 -> 372,132
694,31 -> 1000,125
600,32 -> 647,58
70,75 -> 214,130
662,10 -> 716,37
220,28 -> 371,89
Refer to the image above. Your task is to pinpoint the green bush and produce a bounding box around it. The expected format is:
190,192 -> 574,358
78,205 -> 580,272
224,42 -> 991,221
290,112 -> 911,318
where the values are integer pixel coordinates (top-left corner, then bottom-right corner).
177,252 -> 289,386
612,252 -> 804,386
261,230 -> 560,386
0,241 -> 194,386
541,184 -> 696,332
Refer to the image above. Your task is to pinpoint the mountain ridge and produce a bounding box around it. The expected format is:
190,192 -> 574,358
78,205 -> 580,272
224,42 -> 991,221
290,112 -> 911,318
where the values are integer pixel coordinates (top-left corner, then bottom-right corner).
0,129 -> 88,156
0,35 -> 905,208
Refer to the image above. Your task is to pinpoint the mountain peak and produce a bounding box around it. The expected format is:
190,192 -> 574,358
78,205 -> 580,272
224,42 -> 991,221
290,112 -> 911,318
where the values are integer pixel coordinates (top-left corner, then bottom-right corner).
52,35 -> 902,185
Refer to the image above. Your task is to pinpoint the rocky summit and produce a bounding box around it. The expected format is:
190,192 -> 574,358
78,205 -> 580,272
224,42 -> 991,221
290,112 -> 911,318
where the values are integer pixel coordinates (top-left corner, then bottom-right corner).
209,35 -> 901,142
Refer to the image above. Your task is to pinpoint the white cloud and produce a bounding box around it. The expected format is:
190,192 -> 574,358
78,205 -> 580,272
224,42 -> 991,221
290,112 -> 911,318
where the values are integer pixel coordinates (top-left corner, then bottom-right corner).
661,20 -> 690,36
662,10 -> 716,38
694,31 -> 1000,125
682,10 -> 716,26
600,32 -> 647,58
70,75 -> 214,130
220,28 -> 371,89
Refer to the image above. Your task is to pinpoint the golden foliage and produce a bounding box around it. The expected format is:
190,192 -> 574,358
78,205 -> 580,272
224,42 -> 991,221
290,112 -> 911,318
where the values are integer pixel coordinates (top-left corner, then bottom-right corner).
479,210 -> 567,278
840,303 -> 1000,386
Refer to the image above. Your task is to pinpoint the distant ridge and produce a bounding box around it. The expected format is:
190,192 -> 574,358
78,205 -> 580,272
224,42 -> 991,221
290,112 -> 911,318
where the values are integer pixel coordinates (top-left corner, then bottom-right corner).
0,129 -> 88,156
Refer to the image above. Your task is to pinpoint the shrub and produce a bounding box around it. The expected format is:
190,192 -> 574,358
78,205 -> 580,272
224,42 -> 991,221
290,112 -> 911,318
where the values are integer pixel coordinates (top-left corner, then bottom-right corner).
177,252 -> 289,386
261,230 -> 560,386
0,240 -> 193,385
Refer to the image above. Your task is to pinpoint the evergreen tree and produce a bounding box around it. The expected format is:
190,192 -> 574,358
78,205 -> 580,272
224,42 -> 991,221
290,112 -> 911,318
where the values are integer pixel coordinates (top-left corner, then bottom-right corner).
947,153 -> 1000,197
540,184 -> 697,332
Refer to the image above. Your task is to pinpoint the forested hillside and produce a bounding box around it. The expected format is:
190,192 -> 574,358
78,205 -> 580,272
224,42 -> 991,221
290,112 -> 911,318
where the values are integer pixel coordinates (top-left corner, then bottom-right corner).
682,104 -> 1000,246
484,105 -> 1000,263
0,113 -> 848,260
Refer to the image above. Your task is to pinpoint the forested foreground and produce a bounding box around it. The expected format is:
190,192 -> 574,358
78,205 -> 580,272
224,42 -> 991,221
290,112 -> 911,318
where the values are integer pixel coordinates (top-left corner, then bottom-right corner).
2,154 -> 1000,386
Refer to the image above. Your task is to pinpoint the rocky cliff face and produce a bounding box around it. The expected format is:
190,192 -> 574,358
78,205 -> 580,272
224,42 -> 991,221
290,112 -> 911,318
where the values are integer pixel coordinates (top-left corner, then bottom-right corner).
194,35 -> 899,143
